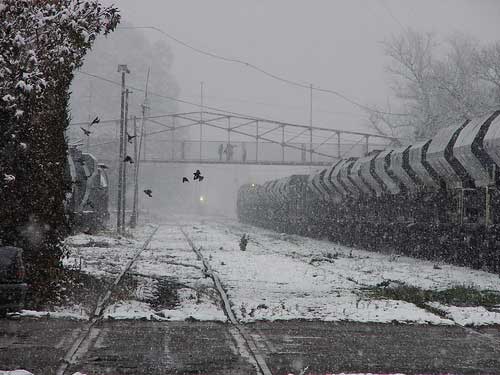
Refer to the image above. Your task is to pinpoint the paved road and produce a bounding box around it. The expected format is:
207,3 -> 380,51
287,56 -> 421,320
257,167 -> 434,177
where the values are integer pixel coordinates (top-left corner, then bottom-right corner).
1,318 -> 499,374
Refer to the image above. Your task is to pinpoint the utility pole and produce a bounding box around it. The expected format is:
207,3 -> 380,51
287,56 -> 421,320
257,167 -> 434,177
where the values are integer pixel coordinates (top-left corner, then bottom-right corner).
116,64 -> 130,234
121,88 -> 130,231
255,120 -> 259,163
171,116 -> 176,160
142,68 -> 150,161
86,81 -> 92,152
132,69 -> 150,226
309,83 -> 313,164
130,115 -> 138,228
281,125 -> 285,163
200,81 -> 204,161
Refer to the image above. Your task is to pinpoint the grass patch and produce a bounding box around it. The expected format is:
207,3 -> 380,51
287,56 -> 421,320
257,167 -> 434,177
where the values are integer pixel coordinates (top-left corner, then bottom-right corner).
24,269 -> 139,316
364,283 -> 500,311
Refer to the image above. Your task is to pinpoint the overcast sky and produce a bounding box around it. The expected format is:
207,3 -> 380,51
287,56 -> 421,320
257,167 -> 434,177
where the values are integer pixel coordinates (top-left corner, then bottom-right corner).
97,0 -> 500,133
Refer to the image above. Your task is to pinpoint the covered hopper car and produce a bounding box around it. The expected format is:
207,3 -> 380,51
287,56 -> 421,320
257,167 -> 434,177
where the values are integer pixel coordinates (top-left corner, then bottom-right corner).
237,111 -> 500,272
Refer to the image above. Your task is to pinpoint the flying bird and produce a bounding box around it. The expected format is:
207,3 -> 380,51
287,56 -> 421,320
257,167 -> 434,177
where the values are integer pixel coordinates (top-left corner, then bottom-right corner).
193,169 -> 205,182
90,116 -> 100,126
124,155 -> 134,163
80,127 -> 92,136
144,189 -> 152,197
127,132 -> 136,143
182,177 -> 189,183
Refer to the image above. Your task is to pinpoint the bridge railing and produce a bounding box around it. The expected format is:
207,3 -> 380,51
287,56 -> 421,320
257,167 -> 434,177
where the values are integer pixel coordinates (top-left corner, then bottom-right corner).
142,139 -> 390,164
89,138 -> 391,165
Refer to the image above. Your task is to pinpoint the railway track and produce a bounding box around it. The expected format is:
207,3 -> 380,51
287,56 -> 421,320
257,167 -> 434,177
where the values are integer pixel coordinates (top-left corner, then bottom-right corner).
179,225 -> 274,375
57,223 -> 274,375
55,226 -> 160,375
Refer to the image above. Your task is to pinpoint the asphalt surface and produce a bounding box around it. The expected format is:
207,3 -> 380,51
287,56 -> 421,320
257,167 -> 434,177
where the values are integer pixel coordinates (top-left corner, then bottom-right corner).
1,318 -> 500,374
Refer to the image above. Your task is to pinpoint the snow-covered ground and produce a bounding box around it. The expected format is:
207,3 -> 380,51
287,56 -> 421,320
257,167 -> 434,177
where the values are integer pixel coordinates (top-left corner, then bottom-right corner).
179,217 -> 500,326
19,215 -> 500,326
63,224 -> 226,322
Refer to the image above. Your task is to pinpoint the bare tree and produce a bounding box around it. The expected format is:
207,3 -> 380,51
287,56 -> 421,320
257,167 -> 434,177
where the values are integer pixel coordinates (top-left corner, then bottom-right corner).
368,29 -> 500,141
474,41 -> 500,104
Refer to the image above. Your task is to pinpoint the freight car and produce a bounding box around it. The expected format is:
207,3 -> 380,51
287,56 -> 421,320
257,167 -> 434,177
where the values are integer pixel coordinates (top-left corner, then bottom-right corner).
237,110 -> 500,272
65,146 -> 109,232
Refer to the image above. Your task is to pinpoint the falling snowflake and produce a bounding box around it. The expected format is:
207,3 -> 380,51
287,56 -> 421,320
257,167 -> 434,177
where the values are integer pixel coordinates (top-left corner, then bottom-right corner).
2,94 -> 15,102
4,174 -> 15,183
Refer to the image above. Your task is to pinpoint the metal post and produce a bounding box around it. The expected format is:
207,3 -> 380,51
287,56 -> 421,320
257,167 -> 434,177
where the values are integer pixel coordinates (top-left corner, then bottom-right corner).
142,68 -> 150,162
337,132 -> 341,159
171,116 -> 176,161
142,123 -> 146,161
309,83 -> 313,163
489,164 -> 498,224
86,81 -> 92,152
130,116 -> 138,228
116,64 -> 129,234
121,89 -> 130,231
309,127 -> 313,164
256,120 -> 259,162
485,186 -> 491,226
200,81 -> 203,161
365,135 -> 369,156
135,103 -> 147,223
458,188 -> 464,225
227,116 -> 231,161
281,125 -> 285,163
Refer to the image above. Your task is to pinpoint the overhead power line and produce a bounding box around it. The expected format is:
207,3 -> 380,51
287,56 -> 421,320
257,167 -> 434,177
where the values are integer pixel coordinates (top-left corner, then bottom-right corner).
76,70 -> 400,138
377,0 -> 407,32
117,26 -> 408,117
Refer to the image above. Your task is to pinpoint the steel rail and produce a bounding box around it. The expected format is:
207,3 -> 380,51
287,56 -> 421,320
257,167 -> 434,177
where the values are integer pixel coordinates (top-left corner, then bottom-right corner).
179,226 -> 273,375
56,226 -> 160,375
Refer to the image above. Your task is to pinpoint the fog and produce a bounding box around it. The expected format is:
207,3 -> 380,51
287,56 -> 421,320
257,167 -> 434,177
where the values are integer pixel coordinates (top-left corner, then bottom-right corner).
95,0 -> 500,128
71,0 -> 500,217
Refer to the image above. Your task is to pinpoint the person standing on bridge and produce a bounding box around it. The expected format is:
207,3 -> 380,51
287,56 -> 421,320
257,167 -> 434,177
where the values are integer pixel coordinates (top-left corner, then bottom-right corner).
218,144 -> 224,161
242,142 -> 247,163
225,143 -> 236,161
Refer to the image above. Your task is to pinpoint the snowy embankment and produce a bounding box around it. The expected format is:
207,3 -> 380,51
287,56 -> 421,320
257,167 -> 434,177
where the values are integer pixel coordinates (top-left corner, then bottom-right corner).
16,216 -> 500,326
180,218 -> 500,326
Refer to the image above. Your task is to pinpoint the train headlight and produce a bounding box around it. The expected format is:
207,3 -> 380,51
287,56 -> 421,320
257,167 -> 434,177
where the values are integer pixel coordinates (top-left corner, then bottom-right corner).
199,195 -> 205,203
251,183 -> 256,187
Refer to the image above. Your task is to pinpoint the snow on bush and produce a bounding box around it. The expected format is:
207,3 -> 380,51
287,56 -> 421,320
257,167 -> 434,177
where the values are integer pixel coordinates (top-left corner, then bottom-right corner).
0,0 -> 120,298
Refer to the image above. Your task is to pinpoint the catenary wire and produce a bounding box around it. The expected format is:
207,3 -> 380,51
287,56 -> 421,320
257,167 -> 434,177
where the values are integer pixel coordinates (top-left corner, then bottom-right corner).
116,26 -> 409,117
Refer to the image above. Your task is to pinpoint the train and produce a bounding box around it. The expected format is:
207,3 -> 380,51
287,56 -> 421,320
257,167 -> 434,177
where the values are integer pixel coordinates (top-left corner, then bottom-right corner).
65,146 -> 109,233
237,110 -> 500,273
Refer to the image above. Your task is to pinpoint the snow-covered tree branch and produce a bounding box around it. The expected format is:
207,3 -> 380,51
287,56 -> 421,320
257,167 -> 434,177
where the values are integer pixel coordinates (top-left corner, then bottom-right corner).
0,0 -> 120,301
367,29 -> 500,141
